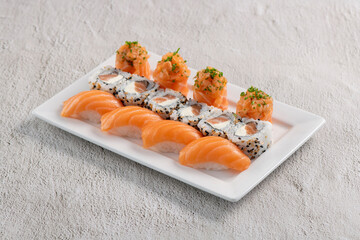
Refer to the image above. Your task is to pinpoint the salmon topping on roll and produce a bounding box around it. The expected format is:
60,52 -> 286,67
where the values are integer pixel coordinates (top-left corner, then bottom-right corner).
115,41 -> 151,79
236,86 -> 273,122
193,67 -> 228,110
153,48 -> 191,96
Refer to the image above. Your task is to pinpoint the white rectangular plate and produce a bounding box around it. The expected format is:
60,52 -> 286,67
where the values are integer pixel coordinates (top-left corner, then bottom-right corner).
33,52 -> 325,202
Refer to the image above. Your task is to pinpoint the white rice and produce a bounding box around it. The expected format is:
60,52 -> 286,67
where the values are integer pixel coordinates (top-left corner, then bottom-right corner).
148,141 -> 186,153
107,126 -> 142,138
189,162 -> 229,170
78,110 -> 102,123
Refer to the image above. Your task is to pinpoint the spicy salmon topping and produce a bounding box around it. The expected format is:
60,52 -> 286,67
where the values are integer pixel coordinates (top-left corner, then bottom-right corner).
194,67 -> 227,95
193,67 -> 228,110
236,86 -> 273,122
153,48 -> 190,96
115,41 -> 150,79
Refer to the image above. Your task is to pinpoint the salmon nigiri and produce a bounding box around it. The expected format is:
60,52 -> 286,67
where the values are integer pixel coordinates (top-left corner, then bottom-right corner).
153,48 -> 191,96
101,106 -> 163,138
61,90 -> 122,123
142,120 -> 203,153
193,67 -> 228,110
115,41 -> 151,79
179,136 -> 251,171
236,86 -> 273,122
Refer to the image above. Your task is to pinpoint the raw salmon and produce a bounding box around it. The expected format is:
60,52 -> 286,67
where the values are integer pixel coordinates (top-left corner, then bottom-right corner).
236,86 -> 273,122
142,120 -> 203,153
115,41 -> 151,79
179,136 -> 251,171
101,106 -> 163,138
153,48 -> 190,96
61,90 -> 122,123
193,67 -> 228,110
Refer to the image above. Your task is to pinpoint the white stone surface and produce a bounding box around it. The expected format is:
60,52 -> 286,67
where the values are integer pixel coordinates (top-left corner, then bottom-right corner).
1,0 -> 359,239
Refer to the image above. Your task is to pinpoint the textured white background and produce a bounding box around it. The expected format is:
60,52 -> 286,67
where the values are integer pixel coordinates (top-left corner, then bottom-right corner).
1,0 -> 360,239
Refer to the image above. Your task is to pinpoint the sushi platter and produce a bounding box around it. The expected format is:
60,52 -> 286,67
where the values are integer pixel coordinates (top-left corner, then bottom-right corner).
33,43 -> 325,201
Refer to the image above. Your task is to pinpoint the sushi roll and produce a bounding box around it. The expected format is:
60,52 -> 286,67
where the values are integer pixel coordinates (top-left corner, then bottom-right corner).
179,136 -> 251,172
88,66 -> 131,94
116,75 -> 159,106
170,99 -> 213,127
153,48 -> 191,96
101,106 -> 163,138
197,110 -> 235,138
236,86 -> 273,122
144,88 -> 187,119
142,120 -> 203,153
226,117 -> 272,159
61,90 -> 123,123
